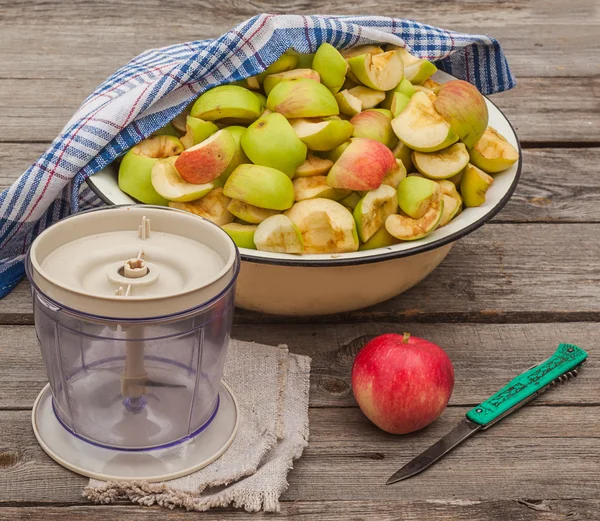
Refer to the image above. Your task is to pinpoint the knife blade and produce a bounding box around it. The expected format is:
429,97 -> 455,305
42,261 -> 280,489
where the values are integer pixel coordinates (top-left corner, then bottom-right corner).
386,343 -> 588,485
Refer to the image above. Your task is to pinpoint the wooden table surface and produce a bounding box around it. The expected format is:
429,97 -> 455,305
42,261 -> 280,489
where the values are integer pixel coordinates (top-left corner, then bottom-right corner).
1,1 -> 599,519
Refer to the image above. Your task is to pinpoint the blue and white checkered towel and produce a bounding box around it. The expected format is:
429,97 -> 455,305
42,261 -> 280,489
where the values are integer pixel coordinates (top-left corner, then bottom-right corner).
0,14 -> 515,298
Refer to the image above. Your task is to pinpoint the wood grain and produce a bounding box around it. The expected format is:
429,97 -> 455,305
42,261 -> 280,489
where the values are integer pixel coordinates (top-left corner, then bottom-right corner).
1,500 -> 599,521
1,77 -> 599,144
0,322 -> 597,410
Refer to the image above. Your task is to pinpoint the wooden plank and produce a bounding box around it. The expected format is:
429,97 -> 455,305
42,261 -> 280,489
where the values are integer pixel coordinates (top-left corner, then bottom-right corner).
1,77 -> 598,144
5,144 -> 600,221
1,322 -> 597,409
3,223 -> 600,324
1,499 -> 599,521
0,0 -> 598,80
0,406 -> 598,504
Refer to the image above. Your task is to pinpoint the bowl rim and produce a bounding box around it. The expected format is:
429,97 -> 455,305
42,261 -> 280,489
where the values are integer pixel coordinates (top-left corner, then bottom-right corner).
87,87 -> 521,268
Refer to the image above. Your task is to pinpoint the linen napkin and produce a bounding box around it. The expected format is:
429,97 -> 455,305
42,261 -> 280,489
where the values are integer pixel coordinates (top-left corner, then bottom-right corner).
0,14 -> 516,298
84,339 -> 311,512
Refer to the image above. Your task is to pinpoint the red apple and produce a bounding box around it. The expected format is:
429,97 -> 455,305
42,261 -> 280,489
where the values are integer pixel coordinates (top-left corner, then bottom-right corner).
351,333 -> 454,434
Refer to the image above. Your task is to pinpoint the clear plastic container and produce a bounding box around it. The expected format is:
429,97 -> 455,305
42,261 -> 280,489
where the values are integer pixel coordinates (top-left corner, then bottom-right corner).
26,206 -> 239,450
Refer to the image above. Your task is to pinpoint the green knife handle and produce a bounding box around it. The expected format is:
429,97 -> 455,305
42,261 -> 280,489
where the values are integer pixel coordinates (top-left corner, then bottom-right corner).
466,343 -> 587,426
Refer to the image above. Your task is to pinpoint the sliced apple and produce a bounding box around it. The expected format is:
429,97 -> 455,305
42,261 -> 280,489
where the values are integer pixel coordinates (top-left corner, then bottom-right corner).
151,156 -> 213,202
433,80 -> 489,148
295,152 -> 334,177
381,159 -> 407,189
180,116 -> 219,149
412,142 -> 470,180
290,116 -> 354,151
190,85 -> 262,123
256,53 -> 299,85
422,79 -> 441,90
341,45 -> 384,59
285,198 -> 359,253
391,92 -> 459,153
381,77 -> 416,110
385,199 -> 443,241
437,180 -> 463,227
469,127 -> 519,173
221,223 -> 257,249
339,191 -> 362,210
227,199 -> 280,224
296,53 -> 314,68
335,89 -> 363,116
392,141 -> 414,172
152,121 -> 180,137
318,141 -> 351,163
293,176 -> 350,202
327,138 -> 397,191
241,112 -> 307,177
351,109 -> 397,149
353,184 -> 398,242
390,92 -> 412,117
263,68 -> 321,96
213,126 -> 249,186
223,164 -> 295,210
253,214 -> 304,254
174,129 -> 236,184
267,78 -> 339,118
359,225 -> 400,250
347,50 -> 404,91
169,187 -> 234,225
396,176 -> 442,219
393,47 -> 438,85
348,86 -> 386,109
312,43 -> 348,94
118,135 -> 184,206
460,163 -> 494,207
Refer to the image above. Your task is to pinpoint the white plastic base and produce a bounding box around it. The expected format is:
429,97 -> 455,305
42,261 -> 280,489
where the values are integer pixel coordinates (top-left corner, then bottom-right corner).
32,382 -> 239,482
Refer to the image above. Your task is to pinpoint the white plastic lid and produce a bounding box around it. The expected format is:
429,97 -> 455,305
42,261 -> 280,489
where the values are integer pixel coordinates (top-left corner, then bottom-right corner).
28,206 -> 238,319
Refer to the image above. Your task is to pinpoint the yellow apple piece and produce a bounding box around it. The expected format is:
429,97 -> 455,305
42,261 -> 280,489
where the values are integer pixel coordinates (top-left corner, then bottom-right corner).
353,184 -> 398,242
391,92 -> 459,153
335,89 -> 363,116
290,116 -> 354,151
151,157 -> 213,203
341,45 -> 384,59
412,142 -> 470,180
469,127 -> 519,173
267,78 -> 339,118
381,159 -> 407,189
295,152 -> 334,177
385,201 -> 443,241
392,141 -> 414,172
254,214 -> 304,253
348,86 -> 386,109
118,135 -> 184,206
190,85 -> 262,123
460,164 -> 494,207
437,180 -> 463,227
263,68 -> 321,96
359,225 -> 400,250
256,52 -> 299,85
285,198 -> 359,253
293,176 -> 350,202
169,187 -> 234,226
227,199 -> 280,224
312,43 -> 348,94
347,50 -> 404,91
221,223 -> 257,249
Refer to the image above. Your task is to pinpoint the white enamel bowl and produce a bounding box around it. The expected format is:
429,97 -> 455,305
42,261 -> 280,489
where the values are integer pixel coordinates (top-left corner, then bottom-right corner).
87,71 -> 521,316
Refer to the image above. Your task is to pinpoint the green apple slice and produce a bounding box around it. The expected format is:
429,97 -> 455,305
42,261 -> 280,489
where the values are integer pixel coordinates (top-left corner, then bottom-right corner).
396,176 -> 442,219
391,92 -> 459,153
312,43 -> 348,94
296,53 -> 314,68
353,184 -> 398,242
241,112 -> 307,177
180,116 -> 219,149
460,163 -> 494,207
263,68 -> 321,96
380,77 -> 416,110
385,198 -> 444,241
390,92 -> 412,117
293,176 -> 350,202
392,141 -> 414,172
412,142 -> 470,180
339,191 -> 362,210
227,199 -> 280,224
437,180 -> 463,227
256,52 -> 299,85
348,86 -> 386,109
267,78 -> 339,118
359,225 -> 400,250
169,187 -> 234,226
118,135 -> 184,206
405,60 -> 437,85
254,214 -> 304,254
151,156 -> 213,202
469,127 -> 519,173
381,159 -> 407,189
347,50 -> 404,91
285,198 -> 359,253
190,85 -> 262,122
335,89 -> 363,116
152,122 -> 180,137
223,164 -> 295,210
221,223 -> 257,249
295,152 -> 333,177
318,141 -> 351,163
290,117 -> 354,151
350,109 -> 397,149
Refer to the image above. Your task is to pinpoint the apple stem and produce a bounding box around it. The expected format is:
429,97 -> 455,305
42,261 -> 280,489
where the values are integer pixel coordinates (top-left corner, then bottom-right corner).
403,332 -> 411,343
